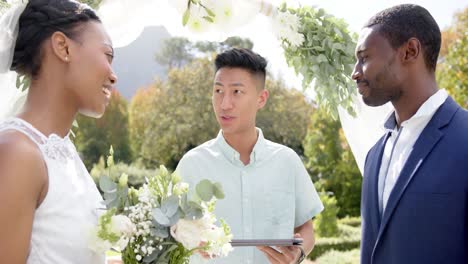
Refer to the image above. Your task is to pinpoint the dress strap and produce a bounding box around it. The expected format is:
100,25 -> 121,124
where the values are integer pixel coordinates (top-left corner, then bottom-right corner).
0,117 -> 46,146
0,117 -> 75,161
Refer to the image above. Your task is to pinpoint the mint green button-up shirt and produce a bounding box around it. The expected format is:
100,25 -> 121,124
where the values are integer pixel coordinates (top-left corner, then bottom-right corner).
176,129 -> 323,264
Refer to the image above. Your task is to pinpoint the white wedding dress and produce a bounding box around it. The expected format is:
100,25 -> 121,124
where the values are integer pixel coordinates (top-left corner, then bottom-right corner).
0,117 -> 105,264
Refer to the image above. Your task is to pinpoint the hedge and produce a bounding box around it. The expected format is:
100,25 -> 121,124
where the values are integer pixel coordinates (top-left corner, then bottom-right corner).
308,223 -> 360,260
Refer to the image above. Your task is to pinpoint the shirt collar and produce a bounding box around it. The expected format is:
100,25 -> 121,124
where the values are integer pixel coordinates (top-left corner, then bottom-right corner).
215,127 -> 266,165
383,89 -> 448,131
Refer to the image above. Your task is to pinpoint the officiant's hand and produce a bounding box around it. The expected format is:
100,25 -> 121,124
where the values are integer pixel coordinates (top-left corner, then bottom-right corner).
257,234 -> 303,264
196,241 -> 212,259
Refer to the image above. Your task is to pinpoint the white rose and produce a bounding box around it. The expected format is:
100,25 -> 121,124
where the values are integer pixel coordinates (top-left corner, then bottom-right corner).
170,216 -> 213,249
110,215 -> 136,237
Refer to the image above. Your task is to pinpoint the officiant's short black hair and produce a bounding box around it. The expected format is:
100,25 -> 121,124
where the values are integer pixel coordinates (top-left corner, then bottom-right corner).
364,4 -> 441,72
11,0 -> 101,77
215,48 -> 267,88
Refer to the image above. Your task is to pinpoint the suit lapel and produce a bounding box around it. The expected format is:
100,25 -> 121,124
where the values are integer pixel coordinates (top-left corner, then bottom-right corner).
366,133 -> 391,233
372,97 -> 459,254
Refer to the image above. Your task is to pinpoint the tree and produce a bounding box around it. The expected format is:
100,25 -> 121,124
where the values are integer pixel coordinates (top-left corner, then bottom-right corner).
437,8 -> 467,108
128,82 -> 163,158
315,192 -> 339,237
74,90 -> 132,169
193,36 -> 253,53
138,58 -> 218,169
155,36 -> 255,71
303,108 -> 362,217
258,79 -> 313,156
155,37 -> 194,70
221,36 -> 254,50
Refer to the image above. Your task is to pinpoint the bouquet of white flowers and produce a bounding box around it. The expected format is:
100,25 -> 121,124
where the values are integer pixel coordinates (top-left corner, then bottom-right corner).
89,148 -> 232,263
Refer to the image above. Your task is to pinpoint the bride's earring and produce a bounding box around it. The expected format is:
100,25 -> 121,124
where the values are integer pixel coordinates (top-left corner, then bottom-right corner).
65,56 -> 69,62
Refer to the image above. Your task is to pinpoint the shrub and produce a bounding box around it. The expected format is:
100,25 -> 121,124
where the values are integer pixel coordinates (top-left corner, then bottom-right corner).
90,158 -> 159,188
316,249 -> 360,264
309,222 -> 360,260
338,216 -> 361,227
315,192 -> 339,237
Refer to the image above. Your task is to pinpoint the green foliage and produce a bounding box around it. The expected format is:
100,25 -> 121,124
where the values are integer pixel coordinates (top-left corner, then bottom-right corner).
74,91 -> 132,169
136,58 -> 219,169
221,36 -> 254,50
280,4 -> 357,117
90,158 -> 159,188
169,243 -> 192,264
315,249 -> 360,264
182,0 -> 216,26
309,223 -> 361,260
437,8 -> 468,108
258,79 -> 313,156
128,82 -> 162,161
155,37 -> 194,69
304,108 -> 362,217
338,216 -> 361,228
155,36 -> 254,71
195,179 -> 225,201
79,0 -> 103,9
96,208 -> 120,243
315,192 -> 339,237
0,1 -> 10,14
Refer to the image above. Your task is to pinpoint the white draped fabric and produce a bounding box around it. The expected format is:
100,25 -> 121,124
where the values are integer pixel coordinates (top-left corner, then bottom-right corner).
338,97 -> 393,175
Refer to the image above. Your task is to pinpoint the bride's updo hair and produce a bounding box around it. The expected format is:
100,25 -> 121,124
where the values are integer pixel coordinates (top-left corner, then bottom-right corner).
11,0 -> 101,77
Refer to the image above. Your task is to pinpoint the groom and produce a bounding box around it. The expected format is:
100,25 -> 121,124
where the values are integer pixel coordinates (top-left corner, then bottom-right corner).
176,48 -> 323,264
354,4 -> 468,264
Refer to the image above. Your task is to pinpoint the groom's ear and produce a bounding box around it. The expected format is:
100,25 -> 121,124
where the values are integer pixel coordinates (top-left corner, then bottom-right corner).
50,31 -> 71,63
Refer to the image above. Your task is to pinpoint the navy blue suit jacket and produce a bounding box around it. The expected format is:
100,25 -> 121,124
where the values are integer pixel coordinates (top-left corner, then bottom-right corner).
361,96 -> 468,264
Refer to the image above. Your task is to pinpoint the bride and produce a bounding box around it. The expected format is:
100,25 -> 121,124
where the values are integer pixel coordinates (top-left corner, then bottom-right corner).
0,0 -> 117,263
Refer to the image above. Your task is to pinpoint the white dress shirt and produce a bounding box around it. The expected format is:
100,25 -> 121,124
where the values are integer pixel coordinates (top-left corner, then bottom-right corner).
378,89 -> 448,214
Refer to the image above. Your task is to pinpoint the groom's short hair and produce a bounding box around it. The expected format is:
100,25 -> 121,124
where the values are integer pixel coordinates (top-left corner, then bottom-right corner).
214,48 -> 267,89
364,4 -> 441,72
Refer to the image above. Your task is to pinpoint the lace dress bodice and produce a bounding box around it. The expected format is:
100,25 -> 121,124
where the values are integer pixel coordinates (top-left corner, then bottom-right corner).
0,117 -> 104,264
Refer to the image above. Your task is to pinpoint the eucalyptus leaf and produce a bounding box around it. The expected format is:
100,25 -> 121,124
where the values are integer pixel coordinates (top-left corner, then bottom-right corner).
99,176 -> 117,192
153,208 -> 170,226
151,225 -> 169,238
196,179 -> 214,202
184,205 -> 203,220
104,191 -> 118,201
168,209 -> 181,226
213,182 -> 225,199
161,195 -> 179,217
